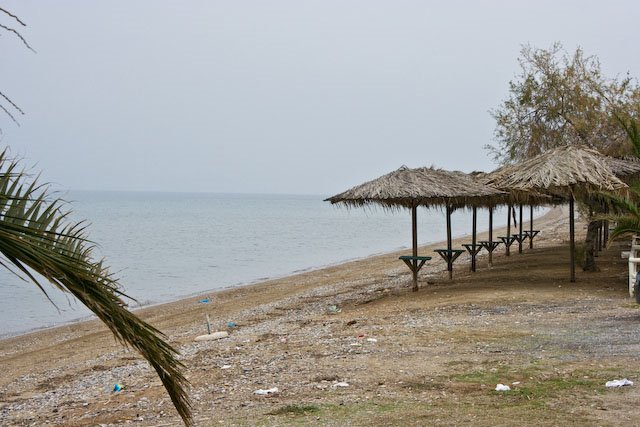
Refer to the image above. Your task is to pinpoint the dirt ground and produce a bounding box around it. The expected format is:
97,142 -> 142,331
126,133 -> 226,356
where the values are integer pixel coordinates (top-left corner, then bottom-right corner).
2,206 -> 640,426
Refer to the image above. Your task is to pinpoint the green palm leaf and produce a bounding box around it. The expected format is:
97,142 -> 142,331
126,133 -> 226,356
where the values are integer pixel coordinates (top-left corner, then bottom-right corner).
0,150 -> 192,425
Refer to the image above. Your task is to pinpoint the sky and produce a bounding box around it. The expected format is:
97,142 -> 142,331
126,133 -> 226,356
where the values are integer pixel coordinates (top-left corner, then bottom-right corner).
1,1 -> 640,195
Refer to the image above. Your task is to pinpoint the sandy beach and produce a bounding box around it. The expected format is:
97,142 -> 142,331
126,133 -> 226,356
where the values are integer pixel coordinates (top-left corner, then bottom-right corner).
2,206 -> 640,426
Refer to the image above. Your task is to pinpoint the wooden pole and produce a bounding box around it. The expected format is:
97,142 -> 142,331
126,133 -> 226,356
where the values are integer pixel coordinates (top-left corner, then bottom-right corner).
518,204 -> 523,254
506,204 -> 512,256
447,205 -> 453,280
570,198 -> 576,283
472,206 -> 477,272
411,205 -> 418,291
603,204 -> 609,248
488,207 -> 494,266
598,221 -> 603,251
529,205 -> 534,249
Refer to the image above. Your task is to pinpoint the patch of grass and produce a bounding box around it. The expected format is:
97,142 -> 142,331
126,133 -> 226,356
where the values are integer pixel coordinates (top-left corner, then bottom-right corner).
259,401 -> 400,426
451,364 -> 610,406
249,396 -> 604,426
402,380 -> 445,391
508,376 -> 599,400
452,364 -> 537,385
620,302 -> 640,309
268,404 -> 320,416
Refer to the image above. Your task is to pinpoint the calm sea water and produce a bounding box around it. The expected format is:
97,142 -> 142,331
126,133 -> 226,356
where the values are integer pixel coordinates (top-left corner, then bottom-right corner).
0,191 -> 524,337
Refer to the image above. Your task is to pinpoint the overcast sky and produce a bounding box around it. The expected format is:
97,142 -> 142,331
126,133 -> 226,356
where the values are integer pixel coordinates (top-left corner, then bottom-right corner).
1,1 -> 639,195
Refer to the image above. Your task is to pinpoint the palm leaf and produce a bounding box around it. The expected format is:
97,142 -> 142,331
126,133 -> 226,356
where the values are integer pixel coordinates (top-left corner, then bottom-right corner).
0,149 -> 192,425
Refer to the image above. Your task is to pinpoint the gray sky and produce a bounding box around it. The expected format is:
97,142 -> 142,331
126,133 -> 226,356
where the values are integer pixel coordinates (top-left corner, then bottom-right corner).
1,1 -> 639,195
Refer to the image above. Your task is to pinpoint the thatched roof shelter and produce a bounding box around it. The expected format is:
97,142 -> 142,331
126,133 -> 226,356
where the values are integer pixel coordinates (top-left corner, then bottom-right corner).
326,166 -> 508,209
482,145 -> 630,283
326,166 -> 509,288
483,145 -> 628,200
604,156 -> 640,182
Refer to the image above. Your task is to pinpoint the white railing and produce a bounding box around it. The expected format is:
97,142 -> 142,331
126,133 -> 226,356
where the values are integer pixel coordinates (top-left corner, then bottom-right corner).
628,235 -> 640,297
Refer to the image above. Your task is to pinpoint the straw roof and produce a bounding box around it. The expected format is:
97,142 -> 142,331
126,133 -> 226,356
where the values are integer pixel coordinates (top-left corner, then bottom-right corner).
483,145 -> 628,200
473,168 -> 558,206
325,166 -> 508,209
604,156 -> 640,180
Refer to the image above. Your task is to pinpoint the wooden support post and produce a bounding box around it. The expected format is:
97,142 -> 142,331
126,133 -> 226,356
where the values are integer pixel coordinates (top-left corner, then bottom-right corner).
471,206 -> 477,272
529,205 -> 534,249
603,204 -> 609,248
446,205 -> 453,280
411,205 -> 418,291
488,207 -> 494,266
518,204 -> 523,254
506,204 -> 512,256
598,221 -> 603,251
570,198 -> 576,283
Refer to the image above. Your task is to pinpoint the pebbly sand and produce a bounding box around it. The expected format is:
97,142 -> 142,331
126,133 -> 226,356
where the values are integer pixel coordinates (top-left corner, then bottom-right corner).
2,206 -> 640,426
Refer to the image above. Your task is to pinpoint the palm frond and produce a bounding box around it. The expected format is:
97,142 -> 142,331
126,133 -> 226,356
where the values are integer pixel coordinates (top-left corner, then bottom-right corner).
608,216 -> 640,241
0,149 -> 192,425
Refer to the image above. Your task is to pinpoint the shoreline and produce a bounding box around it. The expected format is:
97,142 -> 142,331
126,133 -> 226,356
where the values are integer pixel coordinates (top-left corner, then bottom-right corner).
9,203 -> 635,427
0,208 -> 553,341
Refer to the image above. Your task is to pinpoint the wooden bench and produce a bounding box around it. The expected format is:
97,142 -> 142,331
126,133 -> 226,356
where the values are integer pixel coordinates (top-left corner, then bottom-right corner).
399,255 -> 432,292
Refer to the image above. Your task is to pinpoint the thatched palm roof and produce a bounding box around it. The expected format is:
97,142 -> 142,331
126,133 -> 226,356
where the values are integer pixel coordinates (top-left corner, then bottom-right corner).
325,166 -> 508,209
604,156 -> 640,180
483,145 -> 628,200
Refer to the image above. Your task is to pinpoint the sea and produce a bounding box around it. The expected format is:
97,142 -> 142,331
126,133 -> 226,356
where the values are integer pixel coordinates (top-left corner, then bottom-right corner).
0,191 -> 530,337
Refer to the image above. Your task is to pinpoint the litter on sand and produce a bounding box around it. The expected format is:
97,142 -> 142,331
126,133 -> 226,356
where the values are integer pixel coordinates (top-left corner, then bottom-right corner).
194,331 -> 229,342
333,382 -> 349,388
327,305 -> 341,314
605,379 -> 634,388
495,384 -> 511,391
254,387 -> 279,395
113,383 -> 124,392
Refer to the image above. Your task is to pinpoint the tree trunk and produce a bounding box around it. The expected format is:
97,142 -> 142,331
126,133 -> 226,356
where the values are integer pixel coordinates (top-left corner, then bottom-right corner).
583,219 -> 601,272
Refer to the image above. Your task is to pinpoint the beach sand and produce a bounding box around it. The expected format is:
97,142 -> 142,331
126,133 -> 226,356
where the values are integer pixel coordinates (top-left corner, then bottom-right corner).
2,206 -> 640,426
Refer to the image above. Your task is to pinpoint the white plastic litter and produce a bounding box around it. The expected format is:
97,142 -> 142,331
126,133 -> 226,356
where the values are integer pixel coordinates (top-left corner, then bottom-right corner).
194,331 -> 229,341
605,379 -> 634,388
254,387 -> 279,395
220,365 -> 232,370
367,338 -> 378,343
333,382 -> 350,388
495,384 -> 511,391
